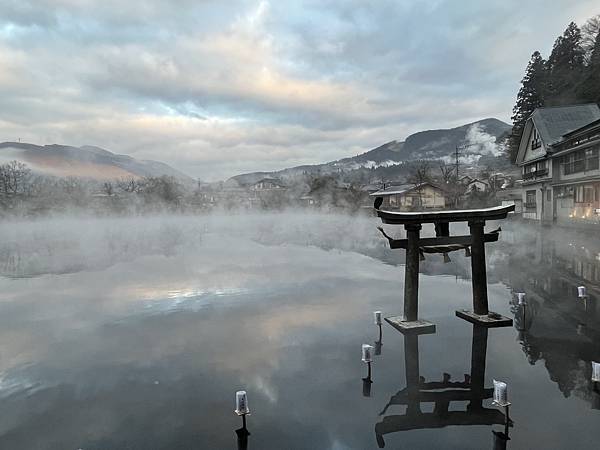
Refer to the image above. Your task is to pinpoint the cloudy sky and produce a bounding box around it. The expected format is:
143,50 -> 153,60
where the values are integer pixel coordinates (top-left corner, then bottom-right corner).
0,0 -> 598,180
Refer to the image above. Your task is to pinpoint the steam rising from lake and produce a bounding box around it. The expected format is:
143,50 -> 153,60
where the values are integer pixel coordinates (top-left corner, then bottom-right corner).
0,212 -> 391,278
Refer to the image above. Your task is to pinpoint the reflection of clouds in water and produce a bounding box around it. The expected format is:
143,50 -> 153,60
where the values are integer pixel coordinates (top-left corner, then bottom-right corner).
0,221 -> 399,415
2,216 -> 600,448
0,368 -> 44,399
251,375 -> 278,404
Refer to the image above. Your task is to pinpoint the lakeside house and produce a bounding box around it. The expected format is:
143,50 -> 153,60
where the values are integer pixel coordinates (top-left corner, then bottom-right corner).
515,103 -> 600,224
369,182 -> 446,211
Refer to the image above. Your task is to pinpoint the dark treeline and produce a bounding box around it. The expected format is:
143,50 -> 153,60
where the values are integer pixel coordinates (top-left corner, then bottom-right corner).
508,14 -> 600,161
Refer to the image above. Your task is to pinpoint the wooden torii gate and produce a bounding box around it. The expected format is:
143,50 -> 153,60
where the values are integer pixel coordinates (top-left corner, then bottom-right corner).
374,204 -> 515,332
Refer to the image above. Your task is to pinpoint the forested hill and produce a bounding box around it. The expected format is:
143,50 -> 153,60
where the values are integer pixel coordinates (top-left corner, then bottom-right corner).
509,15 -> 600,161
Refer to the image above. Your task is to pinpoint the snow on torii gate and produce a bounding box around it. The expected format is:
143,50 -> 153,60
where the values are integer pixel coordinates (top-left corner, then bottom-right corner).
374,203 -> 515,333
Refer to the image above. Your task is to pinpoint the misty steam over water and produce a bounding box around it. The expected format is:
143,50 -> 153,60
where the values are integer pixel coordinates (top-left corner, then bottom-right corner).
0,213 -> 599,449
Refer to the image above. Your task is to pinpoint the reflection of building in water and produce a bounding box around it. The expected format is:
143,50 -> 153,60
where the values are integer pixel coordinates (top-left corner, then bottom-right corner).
501,230 -> 600,409
510,291 -> 600,408
375,326 -> 510,448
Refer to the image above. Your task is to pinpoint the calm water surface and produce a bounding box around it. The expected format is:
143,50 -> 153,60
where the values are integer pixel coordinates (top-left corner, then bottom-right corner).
0,214 -> 598,449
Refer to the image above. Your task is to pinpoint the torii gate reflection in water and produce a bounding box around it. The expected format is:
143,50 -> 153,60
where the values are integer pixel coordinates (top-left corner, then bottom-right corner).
374,204 -> 515,331
375,325 -> 513,449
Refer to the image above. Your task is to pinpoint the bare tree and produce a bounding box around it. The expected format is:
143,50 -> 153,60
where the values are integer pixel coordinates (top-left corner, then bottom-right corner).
439,163 -> 455,184
582,15 -> 600,63
407,161 -> 432,186
102,181 -> 114,196
407,161 -> 431,208
141,176 -> 183,207
117,177 -> 141,193
0,160 -> 32,197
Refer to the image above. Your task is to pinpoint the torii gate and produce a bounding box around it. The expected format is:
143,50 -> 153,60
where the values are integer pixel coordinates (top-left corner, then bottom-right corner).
374,204 -> 515,332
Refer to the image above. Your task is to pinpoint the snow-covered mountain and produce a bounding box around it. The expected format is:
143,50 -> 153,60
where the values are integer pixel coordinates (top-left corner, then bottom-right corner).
231,118 -> 511,185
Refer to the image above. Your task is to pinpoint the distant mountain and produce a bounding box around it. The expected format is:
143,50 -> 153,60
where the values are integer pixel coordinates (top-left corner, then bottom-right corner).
0,142 -> 192,182
336,140 -> 405,165
231,118 -> 511,185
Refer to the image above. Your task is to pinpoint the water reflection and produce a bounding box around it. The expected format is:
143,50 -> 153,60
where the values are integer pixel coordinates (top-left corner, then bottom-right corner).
375,323 -> 383,356
1,216 -> 600,448
375,325 -> 510,448
500,229 -> 600,411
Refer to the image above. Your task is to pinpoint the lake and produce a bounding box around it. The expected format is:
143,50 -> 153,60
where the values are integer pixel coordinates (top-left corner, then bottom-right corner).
0,213 -> 598,449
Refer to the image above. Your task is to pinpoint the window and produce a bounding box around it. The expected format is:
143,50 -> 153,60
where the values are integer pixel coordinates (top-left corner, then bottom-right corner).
547,189 -> 551,201
574,185 -> 597,203
586,186 -> 595,203
524,164 -> 536,179
532,128 -> 541,149
585,147 -> 599,170
525,190 -> 537,209
563,151 -> 585,175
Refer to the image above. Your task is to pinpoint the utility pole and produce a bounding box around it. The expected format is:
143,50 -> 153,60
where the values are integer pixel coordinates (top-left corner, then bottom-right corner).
455,145 -> 460,181
454,145 -> 461,207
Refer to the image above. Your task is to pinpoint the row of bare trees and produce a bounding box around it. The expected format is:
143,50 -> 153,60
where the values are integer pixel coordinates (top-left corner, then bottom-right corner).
0,160 -> 191,216
0,161 -> 32,197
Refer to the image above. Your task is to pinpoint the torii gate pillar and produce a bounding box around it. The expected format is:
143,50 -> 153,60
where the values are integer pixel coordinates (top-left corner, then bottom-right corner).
469,220 -> 489,316
403,224 -> 421,321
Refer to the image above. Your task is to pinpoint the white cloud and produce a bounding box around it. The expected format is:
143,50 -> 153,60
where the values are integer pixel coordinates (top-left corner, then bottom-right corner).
0,0 -> 598,180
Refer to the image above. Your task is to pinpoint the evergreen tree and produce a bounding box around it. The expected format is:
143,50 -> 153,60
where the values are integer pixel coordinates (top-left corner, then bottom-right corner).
590,29 -> 600,68
576,29 -> 600,103
508,51 -> 547,162
546,22 -> 585,104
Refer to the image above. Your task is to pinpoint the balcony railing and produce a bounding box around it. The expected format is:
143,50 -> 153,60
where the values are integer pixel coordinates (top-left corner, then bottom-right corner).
523,168 -> 548,180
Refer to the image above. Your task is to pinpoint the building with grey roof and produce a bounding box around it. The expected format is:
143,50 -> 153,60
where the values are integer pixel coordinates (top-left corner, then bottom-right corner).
515,103 -> 600,224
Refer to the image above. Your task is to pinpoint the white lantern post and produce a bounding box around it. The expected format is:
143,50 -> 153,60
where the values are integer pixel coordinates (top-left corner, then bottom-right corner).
362,344 -> 374,382
592,361 -> 600,383
374,310 -> 382,326
492,379 -> 511,423
517,292 -> 526,305
235,390 -> 250,436
578,286 -> 589,311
